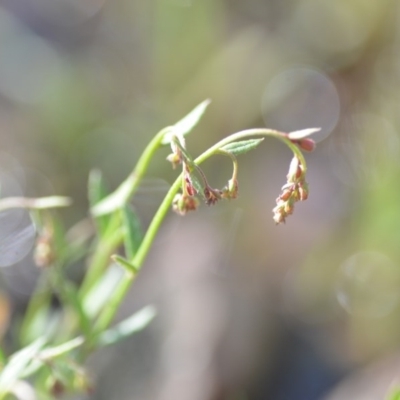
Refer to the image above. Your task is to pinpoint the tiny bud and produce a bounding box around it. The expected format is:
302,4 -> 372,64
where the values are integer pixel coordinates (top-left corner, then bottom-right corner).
46,376 -> 65,398
204,187 -> 221,205
297,138 -> 316,152
279,189 -> 292,202
221,178 -> 238,199
273,210 -> 286,224
172,193 -> 199,215
184,174 -> 197,196
298,182 -> 309,201
287,157 -> 303,182
284,201 -> 294,215
166,153 -> 181,169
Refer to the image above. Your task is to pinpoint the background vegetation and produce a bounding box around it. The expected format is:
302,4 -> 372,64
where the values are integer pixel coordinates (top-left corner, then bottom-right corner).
1,0 -> 400,399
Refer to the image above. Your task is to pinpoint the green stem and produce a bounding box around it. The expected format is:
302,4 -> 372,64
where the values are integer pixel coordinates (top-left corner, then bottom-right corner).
79,226 -> 124,298
96,129 -> 306,330
134,128 -> 306,268
125,127 -> 170,198
195,129 -> 307,171
91,271 -> 135,339
91,128 -> 170,215
216,149 -> 238,181
92,181 -> 180,333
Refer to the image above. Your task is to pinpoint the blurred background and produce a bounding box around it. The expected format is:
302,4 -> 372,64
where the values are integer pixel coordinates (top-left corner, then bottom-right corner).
1,0 -> 400,399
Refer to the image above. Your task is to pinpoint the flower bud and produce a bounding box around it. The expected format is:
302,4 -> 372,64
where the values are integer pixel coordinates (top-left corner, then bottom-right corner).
287,157 -> 303,182
172,193 -> 199,215
284,201 -> 294,215
297,138 -> 316,152
273,208 -> 286,224
221,178 -> 238,199
298,182 -> 309,201
166,153 -> 181,169
204,187 -> 221,205
279,188 -> 292,202
46,376 -> 65,398
183,174 -> 197,196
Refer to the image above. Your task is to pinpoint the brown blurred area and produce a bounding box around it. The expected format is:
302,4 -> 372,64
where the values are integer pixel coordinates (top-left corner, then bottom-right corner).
2,0 -> 400,399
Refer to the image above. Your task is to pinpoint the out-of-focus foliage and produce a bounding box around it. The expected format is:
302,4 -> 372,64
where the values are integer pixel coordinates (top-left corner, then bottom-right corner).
1,0 -> 400,399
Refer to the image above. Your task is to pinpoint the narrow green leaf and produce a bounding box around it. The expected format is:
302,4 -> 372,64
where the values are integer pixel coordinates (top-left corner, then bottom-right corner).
91,172 -> 137,216
19,286 -> 52,346
60,282 -> 92,339
88,170 -> 108,206
161,99 -> 211,145
88,170 -> 111,235
220,138 -> 264,156
111,255 -> 138,274
63,218 -> 93,266
97,305 -> 156,347
16,337 -> 85,381
0,337 -> 46,396
39,337 -> 85,361
82,265 -> 125,319
121,205 -> 143,260
190,174 -> 206,199
78,223 -> 124,298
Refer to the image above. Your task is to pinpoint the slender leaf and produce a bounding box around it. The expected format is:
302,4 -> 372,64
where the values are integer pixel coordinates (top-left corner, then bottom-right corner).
88,170 -> 111,236
97,305 -> 156,347
220,138 -> 264,156
82,265 -> 125,319
121,206 -> 143,260
112,255 -> 138,274
161,99 -> 211,145
19,285 -> 52,346
0,337 -> 46,397
39,337 -> 85,361
190,174 -> 206,199
59,282 -> 92,339
90,172 -> 137,217
78,222 -> 124,298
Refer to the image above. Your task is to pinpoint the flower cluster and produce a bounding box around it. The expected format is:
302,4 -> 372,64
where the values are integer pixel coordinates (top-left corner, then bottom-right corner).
166,125 -> 317,222
167,135 -> 238,215
273,156 -> 309,224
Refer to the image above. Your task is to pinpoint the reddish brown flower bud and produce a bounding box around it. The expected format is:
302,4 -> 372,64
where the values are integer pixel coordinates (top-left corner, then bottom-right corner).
297,138 -> 316,152
279,189 -> 292,202
221,178 -> 239,199
298,182 -> 309,201
287,157 -> 303,183
172,193 -> 199,215
46,376 -> 65,398
204,187 -> 221,205
184,175 -> 197,196
284,201 -> 294,215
